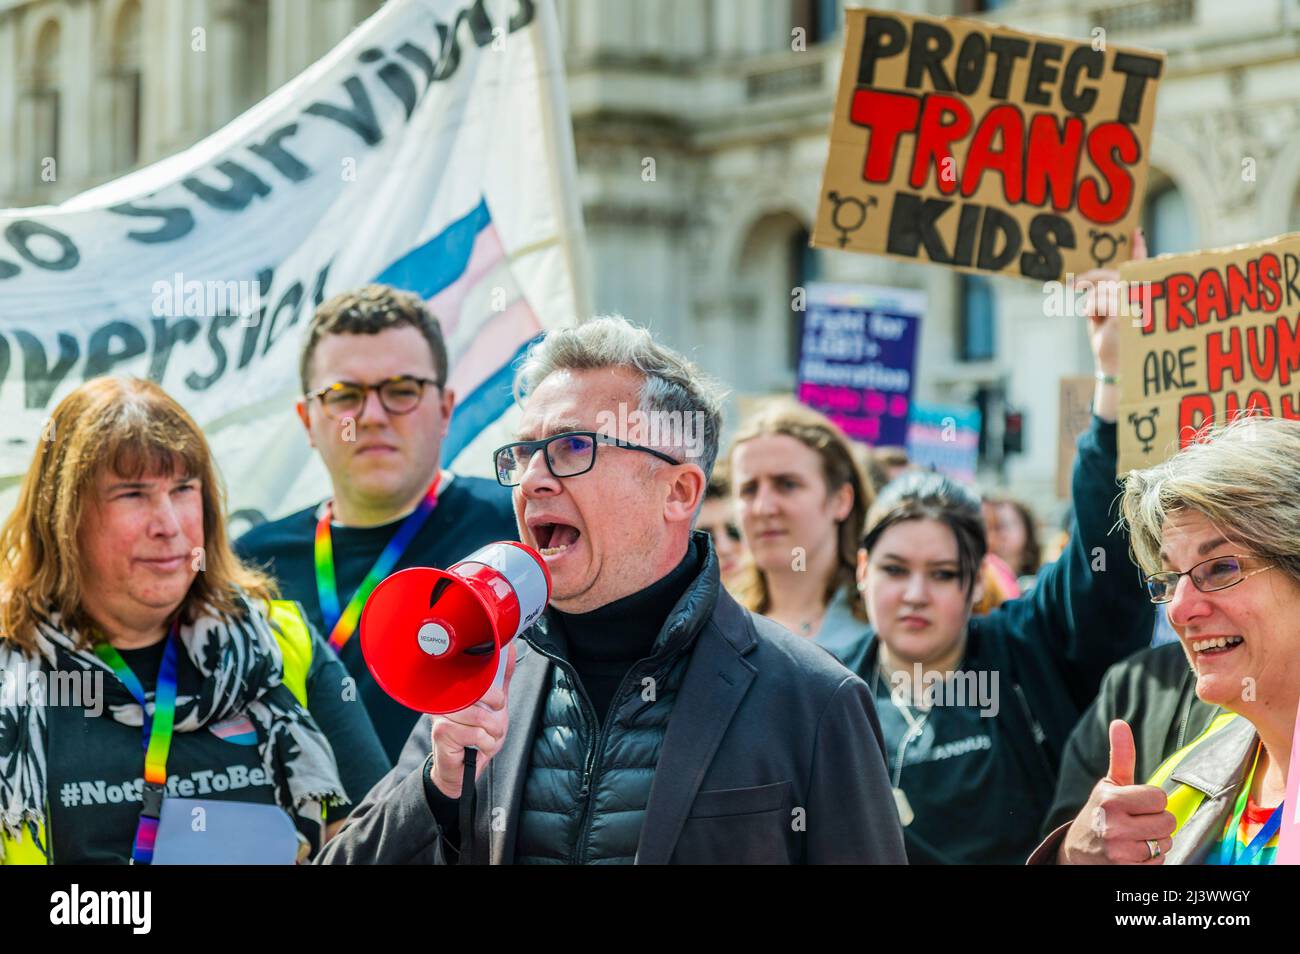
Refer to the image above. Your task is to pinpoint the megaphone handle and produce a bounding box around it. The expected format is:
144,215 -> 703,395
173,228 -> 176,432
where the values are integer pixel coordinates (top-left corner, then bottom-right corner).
459,747 -> 477,866
456,648 -> 508,865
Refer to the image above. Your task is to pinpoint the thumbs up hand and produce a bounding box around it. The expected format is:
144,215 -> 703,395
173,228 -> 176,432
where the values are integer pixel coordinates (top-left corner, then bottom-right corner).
1058,720 -> 1178,864
1106,715 -> 1138,785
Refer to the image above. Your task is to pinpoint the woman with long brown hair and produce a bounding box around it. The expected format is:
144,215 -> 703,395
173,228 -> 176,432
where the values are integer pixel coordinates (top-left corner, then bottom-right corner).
728,399 -> 872,662
0,377 -> 386,864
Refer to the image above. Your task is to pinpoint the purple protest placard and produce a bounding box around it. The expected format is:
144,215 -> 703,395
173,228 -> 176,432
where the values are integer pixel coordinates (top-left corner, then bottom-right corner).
796,283 -> 924,446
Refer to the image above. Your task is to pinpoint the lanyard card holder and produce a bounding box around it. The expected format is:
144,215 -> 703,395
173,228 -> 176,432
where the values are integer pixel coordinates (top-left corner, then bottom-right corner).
150,798 -> 299,865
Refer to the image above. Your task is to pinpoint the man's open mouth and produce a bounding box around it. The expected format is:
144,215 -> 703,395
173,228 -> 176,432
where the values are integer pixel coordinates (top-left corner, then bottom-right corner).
533,521 -> 582,557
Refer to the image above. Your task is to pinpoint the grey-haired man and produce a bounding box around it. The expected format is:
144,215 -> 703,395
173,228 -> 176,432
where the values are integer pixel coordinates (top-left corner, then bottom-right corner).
319,316 -> 905,864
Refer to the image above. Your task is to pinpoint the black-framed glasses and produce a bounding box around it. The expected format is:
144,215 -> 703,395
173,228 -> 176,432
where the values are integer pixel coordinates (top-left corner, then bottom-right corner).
1144,555 -> 1275,604
492,431 -> 680,487
305,375 -> 441,419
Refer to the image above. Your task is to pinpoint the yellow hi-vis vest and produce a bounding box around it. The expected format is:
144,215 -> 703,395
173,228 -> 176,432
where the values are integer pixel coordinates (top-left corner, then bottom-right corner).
1146,711 -> 1242,837
0,600 -> 314,865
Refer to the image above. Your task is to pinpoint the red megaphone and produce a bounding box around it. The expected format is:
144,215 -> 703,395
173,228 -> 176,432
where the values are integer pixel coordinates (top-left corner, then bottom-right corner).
359,541 -> 552,714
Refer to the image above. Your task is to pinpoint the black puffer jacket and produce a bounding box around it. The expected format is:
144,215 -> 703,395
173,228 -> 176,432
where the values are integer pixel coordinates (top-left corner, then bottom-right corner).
513,615 -> 693,863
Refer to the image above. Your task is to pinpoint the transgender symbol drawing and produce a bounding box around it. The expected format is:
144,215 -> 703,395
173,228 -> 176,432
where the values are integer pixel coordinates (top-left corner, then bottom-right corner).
1128,408 -> 1159,453
1089,230 -> 1127,269
826,193 -> 878,248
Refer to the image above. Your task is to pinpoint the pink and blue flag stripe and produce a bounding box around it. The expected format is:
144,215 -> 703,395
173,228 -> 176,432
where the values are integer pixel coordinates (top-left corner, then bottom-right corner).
375,200 -> 543,462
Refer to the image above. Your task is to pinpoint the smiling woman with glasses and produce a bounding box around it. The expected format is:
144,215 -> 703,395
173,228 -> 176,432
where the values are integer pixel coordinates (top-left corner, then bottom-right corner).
1045,415 -> 1300,866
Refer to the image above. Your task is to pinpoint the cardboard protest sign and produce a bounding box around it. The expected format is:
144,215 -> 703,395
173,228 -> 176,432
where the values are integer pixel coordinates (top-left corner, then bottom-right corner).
796,283 -> 923,445
813,8 -> 1164,281
1056,375 -> 1095,497
1117,232 -> 1300,472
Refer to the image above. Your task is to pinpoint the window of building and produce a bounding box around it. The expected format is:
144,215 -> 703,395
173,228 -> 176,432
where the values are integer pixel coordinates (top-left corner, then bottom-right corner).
736,212 -> 811,391
110,0 -> 143,170
791,0 -> 840,45
1142,178 -> 1198,257
959,274 -> 996,362
27,19 -> 62,192
789,227 -> 817,372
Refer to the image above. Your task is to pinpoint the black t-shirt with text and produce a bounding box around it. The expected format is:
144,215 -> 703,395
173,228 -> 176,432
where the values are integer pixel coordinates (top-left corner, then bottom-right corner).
46,627 -> 388,864
869,667 -> 1043,865
234,475 -> 519,761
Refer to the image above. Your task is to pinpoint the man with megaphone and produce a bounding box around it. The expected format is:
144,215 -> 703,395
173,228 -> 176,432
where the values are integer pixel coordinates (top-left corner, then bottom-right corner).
319,316 -> 907,865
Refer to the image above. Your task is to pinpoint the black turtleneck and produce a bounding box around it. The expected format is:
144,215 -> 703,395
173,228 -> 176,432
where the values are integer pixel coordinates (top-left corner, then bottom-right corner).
550,536 -> 703,726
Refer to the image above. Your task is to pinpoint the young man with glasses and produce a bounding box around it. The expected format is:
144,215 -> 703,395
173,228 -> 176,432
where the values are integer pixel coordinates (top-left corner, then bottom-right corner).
235,285 -> 517,761
319,316 -> 906,865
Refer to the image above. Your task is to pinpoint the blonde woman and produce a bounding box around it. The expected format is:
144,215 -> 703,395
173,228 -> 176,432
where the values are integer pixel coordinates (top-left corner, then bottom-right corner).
729,399 -> 872,662
0,378 -> 387,864
1038,415 -> 1300,865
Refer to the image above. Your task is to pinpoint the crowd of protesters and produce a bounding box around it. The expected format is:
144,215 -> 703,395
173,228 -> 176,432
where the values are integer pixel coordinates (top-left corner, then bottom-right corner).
1,227 -> 1293,865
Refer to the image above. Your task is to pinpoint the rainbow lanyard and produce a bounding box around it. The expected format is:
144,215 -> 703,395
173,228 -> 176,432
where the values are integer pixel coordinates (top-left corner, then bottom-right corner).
315,473 -> 441,654
94,619 -> 180,865
1213,742 -> 1283,866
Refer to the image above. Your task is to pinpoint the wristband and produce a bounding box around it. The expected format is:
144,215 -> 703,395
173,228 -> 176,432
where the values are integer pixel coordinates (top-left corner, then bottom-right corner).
1095,371 -> 1119,385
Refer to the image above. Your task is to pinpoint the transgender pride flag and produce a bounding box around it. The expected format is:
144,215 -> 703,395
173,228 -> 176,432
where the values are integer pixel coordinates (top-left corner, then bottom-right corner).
0,0 -> 588,525
375,200 -> 543,464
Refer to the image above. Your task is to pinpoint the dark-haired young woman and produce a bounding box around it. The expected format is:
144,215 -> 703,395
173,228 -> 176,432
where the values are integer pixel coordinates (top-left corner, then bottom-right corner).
836,233 -> 1152,863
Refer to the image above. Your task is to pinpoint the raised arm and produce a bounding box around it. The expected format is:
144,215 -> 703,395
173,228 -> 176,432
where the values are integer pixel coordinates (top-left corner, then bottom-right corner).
989,231 -> 1152,704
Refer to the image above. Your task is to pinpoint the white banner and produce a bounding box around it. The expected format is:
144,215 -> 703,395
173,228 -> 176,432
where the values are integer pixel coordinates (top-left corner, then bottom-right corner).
0,0 -> 587,533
